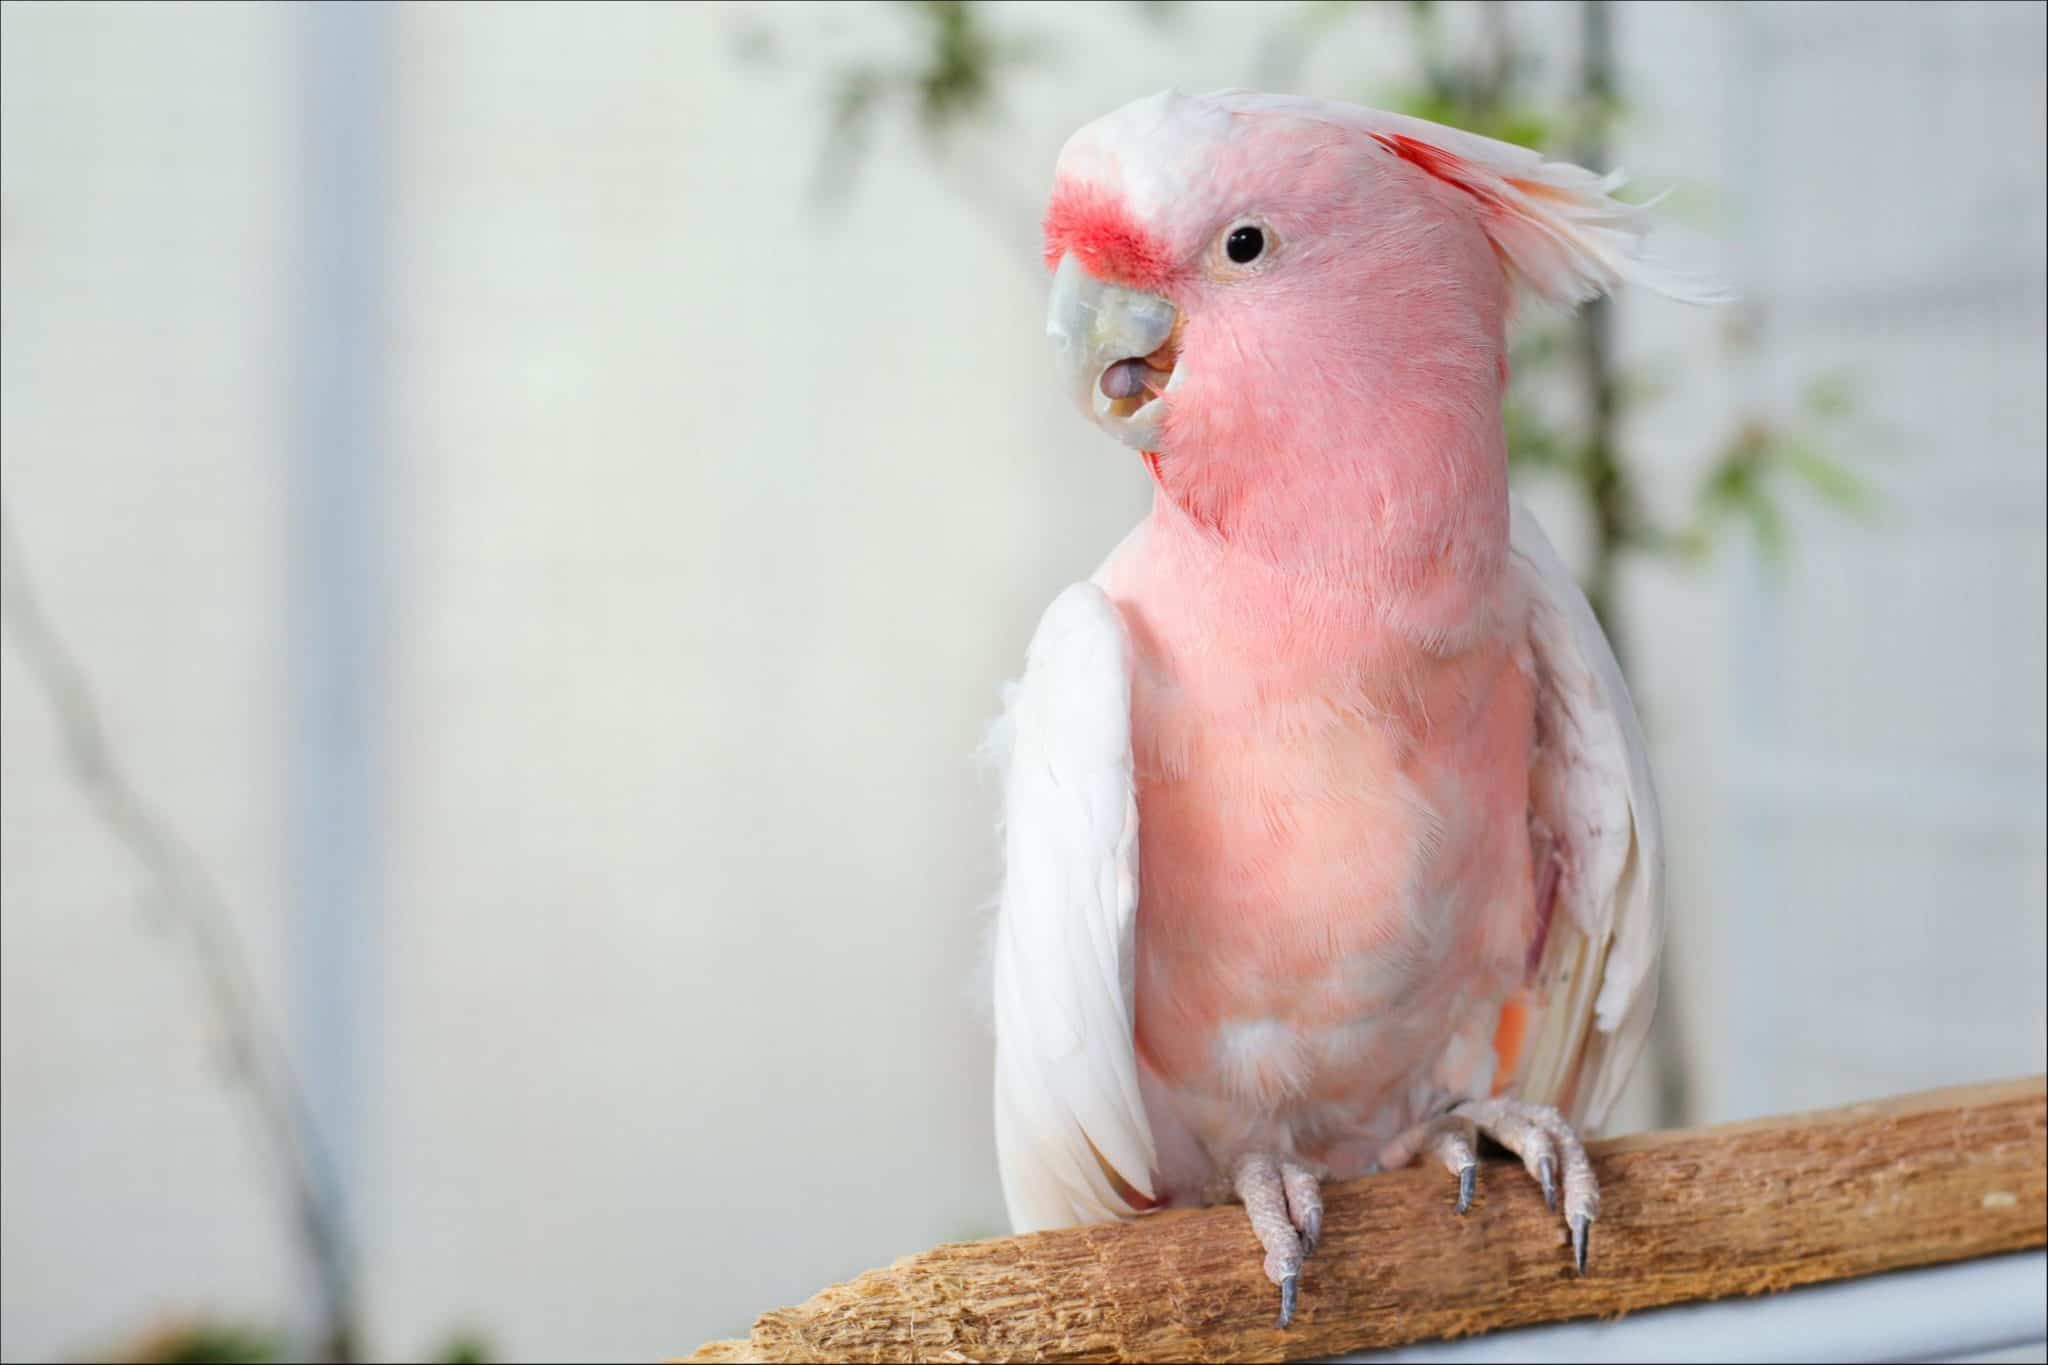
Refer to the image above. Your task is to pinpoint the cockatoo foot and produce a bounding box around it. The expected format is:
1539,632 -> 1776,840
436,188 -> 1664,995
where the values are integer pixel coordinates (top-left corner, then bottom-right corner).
1231,1152 -> 1323,1328
1385,1098 -> 1598,1273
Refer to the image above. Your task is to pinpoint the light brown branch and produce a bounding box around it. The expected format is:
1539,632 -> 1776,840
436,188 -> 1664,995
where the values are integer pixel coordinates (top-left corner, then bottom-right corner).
688,1076 -> 2046,1363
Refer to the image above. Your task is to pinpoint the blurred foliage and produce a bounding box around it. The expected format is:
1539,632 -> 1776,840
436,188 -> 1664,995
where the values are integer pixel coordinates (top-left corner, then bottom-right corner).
93,1318 -> 494,1365
1372,0 -> 1874,642
816,2 -> 1048,200
753,0 -> 1875,657
426,1329 -> 496,1365
1678,371 -> 1876,565
97,1319 -> 285,1365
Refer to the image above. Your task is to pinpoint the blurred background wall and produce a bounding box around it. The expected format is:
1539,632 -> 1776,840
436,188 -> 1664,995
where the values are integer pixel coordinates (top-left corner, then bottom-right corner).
2,2 -> 2042,1361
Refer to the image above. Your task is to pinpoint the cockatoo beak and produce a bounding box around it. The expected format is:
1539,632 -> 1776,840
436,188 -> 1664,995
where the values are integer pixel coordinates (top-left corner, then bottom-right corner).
1046,253 -> 1181,452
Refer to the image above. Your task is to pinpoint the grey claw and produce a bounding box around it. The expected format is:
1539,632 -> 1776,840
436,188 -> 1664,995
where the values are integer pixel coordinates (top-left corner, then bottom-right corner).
1571,1215 -> 1592,1275
1538,1155 -> 1557,1211
1276,1272 -> 1298,1329
1455,1162 -> 1476,1215
1301,1209 -> 1322,1255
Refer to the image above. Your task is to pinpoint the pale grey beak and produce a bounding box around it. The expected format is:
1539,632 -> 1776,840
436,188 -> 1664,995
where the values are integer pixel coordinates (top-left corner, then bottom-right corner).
1045,253 -> 1179,451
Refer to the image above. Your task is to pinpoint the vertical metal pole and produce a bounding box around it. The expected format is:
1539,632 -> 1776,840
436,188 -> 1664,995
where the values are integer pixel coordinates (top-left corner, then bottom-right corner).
1576,0 -> 1698,1129
1723,4 -> 1781,1127
291,2 -> 391,1357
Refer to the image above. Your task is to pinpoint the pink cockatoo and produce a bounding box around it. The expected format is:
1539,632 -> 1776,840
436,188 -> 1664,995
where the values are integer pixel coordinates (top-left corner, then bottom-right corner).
988,89 -> 1712,1328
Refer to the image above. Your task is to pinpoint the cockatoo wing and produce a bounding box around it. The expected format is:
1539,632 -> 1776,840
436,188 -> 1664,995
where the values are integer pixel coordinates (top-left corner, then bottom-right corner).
988,583 -> 1158,1232
1507,499 -> 1668,1131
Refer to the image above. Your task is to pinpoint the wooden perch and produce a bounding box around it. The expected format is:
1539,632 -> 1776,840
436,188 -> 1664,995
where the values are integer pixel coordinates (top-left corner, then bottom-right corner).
689,1076 -> 2046,1363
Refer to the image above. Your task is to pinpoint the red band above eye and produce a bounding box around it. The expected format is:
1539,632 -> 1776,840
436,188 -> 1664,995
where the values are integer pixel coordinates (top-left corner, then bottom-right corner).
1042,181 -> 1174,291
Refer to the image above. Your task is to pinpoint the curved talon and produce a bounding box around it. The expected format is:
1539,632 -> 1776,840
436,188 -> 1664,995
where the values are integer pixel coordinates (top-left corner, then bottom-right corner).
1445,1097 -> 1600,1276
1276,1272 -> 1299,1329
1455,1162 -> 1476,1215
1238,1153 -> 1315,1325
1280,1159 -> 1324,1256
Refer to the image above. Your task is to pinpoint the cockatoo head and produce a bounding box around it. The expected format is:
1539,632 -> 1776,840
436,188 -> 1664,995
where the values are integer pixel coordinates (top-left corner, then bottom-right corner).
1043,90 -> 1717,526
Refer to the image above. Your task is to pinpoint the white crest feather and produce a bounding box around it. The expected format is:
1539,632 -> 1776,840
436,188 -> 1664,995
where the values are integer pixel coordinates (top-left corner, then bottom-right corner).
1202,89 -> 1730,308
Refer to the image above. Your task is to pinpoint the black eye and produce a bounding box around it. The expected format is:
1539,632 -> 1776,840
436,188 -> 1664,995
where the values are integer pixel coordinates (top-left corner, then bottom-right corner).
1225,225 -> 1265,264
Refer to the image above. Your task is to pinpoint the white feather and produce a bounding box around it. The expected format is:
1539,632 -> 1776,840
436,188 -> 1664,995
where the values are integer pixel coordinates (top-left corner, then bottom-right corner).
1509,500 -> 1668,1130
989,583 -> 1159,1231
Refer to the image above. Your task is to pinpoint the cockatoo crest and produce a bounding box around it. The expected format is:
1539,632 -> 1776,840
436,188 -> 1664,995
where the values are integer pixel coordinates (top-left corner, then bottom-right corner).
1044,88 -> 1725,307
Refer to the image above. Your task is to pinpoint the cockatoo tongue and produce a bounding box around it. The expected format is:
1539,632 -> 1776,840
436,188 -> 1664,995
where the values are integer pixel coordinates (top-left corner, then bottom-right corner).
1100,358 -> 1151,401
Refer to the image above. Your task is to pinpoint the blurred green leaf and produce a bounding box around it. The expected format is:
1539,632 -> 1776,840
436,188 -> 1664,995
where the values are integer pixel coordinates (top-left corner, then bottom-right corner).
1388,86 -> 1552,150
1682,408 -> 1882,569
815,65 -> 885,202
99,1321 -> 285,1365
1743,486 -> 1789,563
1780,439 -> 1878,518
906,0 -> 1003,132
810,2 -> 1052,202
1613,360 -> 1672,408
1504,401 -> 1584,477
1802,369 -> 1858,420
1129,0 -> 1185,28
433,1329 -> 496,1365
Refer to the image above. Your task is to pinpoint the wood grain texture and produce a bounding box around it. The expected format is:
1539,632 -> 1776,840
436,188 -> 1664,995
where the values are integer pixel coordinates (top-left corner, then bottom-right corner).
687,1076 -> 2047,1363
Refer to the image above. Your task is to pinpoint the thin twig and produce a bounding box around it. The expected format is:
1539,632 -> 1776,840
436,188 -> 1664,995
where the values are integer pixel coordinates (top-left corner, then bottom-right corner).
0,498 -> 361,1362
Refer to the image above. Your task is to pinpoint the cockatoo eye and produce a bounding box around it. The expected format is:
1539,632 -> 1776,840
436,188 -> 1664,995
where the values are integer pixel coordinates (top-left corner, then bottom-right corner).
1211,219 -> 1276,277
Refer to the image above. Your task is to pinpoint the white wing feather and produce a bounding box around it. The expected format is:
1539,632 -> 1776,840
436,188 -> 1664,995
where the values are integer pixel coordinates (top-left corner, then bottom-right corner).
1508,501 -> 1667,1130
989,583 -> 1158,1231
